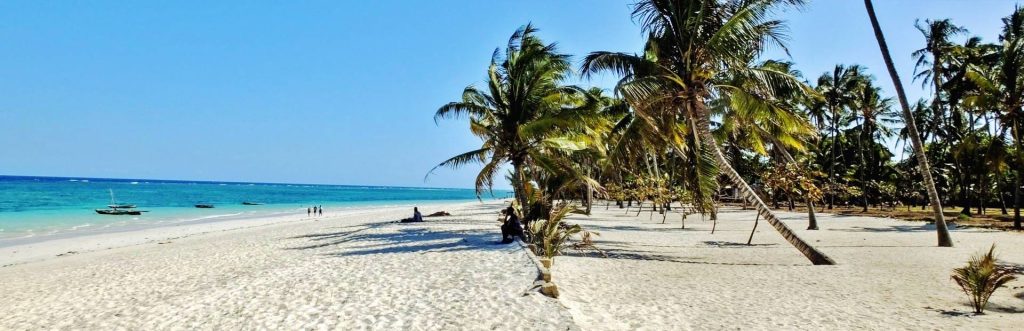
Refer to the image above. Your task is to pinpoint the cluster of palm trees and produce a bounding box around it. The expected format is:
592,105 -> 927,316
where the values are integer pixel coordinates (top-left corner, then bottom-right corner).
432,0 -> 1023,265
899,9 -> 1024,231
805,4 -> 1024,233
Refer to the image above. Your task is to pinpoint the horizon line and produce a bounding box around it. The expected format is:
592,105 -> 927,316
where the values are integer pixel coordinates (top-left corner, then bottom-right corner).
0,174 -> 513,192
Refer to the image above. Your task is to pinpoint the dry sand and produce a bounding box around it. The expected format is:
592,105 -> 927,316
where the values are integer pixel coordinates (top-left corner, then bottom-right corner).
4,198 -> 1023,330
0,201 -> 575,330
553,204 -> 1024,330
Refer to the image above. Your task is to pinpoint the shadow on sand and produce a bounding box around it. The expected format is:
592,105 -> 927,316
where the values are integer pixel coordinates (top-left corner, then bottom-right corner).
828,224 -> 945,233
284,217 -> 512,257
927,302 -> 1024,316
568,240 -> 798,266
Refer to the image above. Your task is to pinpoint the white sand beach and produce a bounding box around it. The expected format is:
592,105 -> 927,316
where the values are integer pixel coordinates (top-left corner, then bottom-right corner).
0,201 -> 575,330
553,205 -> 1024,330
2,200 -> 1023,330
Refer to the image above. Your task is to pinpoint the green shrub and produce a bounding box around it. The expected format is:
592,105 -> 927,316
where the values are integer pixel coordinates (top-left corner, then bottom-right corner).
951,245 -> 1017,314
529,203 -> 601,262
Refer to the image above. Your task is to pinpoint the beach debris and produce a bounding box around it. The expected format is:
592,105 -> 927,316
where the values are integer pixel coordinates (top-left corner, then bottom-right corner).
539,268 -> 552,282
540,283 -> 559,298
56,251 -> 78,257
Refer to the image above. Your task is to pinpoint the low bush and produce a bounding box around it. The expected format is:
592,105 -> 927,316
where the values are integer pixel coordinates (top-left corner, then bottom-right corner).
951,245 -> 1017,314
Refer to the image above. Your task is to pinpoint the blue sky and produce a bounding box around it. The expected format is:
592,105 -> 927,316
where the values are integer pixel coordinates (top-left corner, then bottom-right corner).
0,1 -> 1017,188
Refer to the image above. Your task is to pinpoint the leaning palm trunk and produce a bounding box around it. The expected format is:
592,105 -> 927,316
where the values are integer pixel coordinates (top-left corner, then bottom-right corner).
865,0 -> 952,247
693,103 -> 836,265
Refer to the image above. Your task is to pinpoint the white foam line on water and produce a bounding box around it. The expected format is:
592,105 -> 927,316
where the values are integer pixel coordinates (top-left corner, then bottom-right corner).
163,212 -> 246,225
68,223 -> 93,230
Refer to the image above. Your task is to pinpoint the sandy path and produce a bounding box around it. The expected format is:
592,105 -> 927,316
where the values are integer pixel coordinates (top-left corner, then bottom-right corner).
0,201 -> 576,330
554,205 -> 1024,330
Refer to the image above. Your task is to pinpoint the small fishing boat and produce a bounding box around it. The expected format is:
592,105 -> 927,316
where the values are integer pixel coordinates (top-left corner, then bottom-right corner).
195,204 -> 215,208
242,202 -> 263,205
95,209 -> 143,215
95,189 -> 144,215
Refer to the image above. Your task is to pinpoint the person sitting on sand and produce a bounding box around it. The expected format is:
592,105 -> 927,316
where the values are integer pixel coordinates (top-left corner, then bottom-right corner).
500,206 -> 524,244
400,207 -> 424,223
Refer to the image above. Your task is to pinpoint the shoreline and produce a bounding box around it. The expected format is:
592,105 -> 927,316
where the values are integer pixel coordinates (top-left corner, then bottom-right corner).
0,199 -> 493,242
0,199 -> 574,329
1,197 -> 1021,329
0,200 -> 487,267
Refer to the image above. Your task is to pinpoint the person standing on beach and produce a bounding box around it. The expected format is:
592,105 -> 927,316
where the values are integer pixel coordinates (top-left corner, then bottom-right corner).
318,205 -> 323,216
307,207 -> 311,217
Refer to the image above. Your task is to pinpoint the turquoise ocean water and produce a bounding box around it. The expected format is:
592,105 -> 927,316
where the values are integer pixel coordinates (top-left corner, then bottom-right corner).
0,175 -> 507,243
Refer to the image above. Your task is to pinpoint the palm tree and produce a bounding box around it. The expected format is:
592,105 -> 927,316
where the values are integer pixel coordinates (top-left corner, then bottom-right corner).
584,0 -> 835,265
597,37 -> 718,217
994,7 -> 1024,229
714,60 -> 822,229
864,0 -> 953,246
431,24 -> 596,217
913,18 -> 966,137
815,65 -> 864,209
848,84 -> 899,211
974,7 -> 1024,229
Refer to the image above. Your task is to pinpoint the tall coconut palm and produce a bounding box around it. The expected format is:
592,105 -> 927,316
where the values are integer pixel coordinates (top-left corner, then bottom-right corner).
431,24 -> 597,217
966,8 -> 1024,230
597,36 -> 719,217
913,18 -> 966,137
815,64 -> 864,209
584,0 -> 835,265
848,84 -> 899,211
990,7 -> 1024,229
864,0 -> 953,246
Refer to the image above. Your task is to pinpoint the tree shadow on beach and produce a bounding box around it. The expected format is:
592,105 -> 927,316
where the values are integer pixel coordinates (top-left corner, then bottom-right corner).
927,302 -> 1024,316
285,221 -> 396,249
815,244 -> 936,248
987,302 -> 1024,314
924,306 -> 973,317
284,219 -> 512,257
570,241 -> 798,266
574,248 -> 801,266
702,240 -> 777,248
576,223 -> 694,233
828,224 -> 942,233
324,228 -> 505,257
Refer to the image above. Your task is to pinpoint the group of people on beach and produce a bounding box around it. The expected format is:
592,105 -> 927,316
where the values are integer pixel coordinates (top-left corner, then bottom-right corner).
307,205 -> 323,217
396,205 -> 523,244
